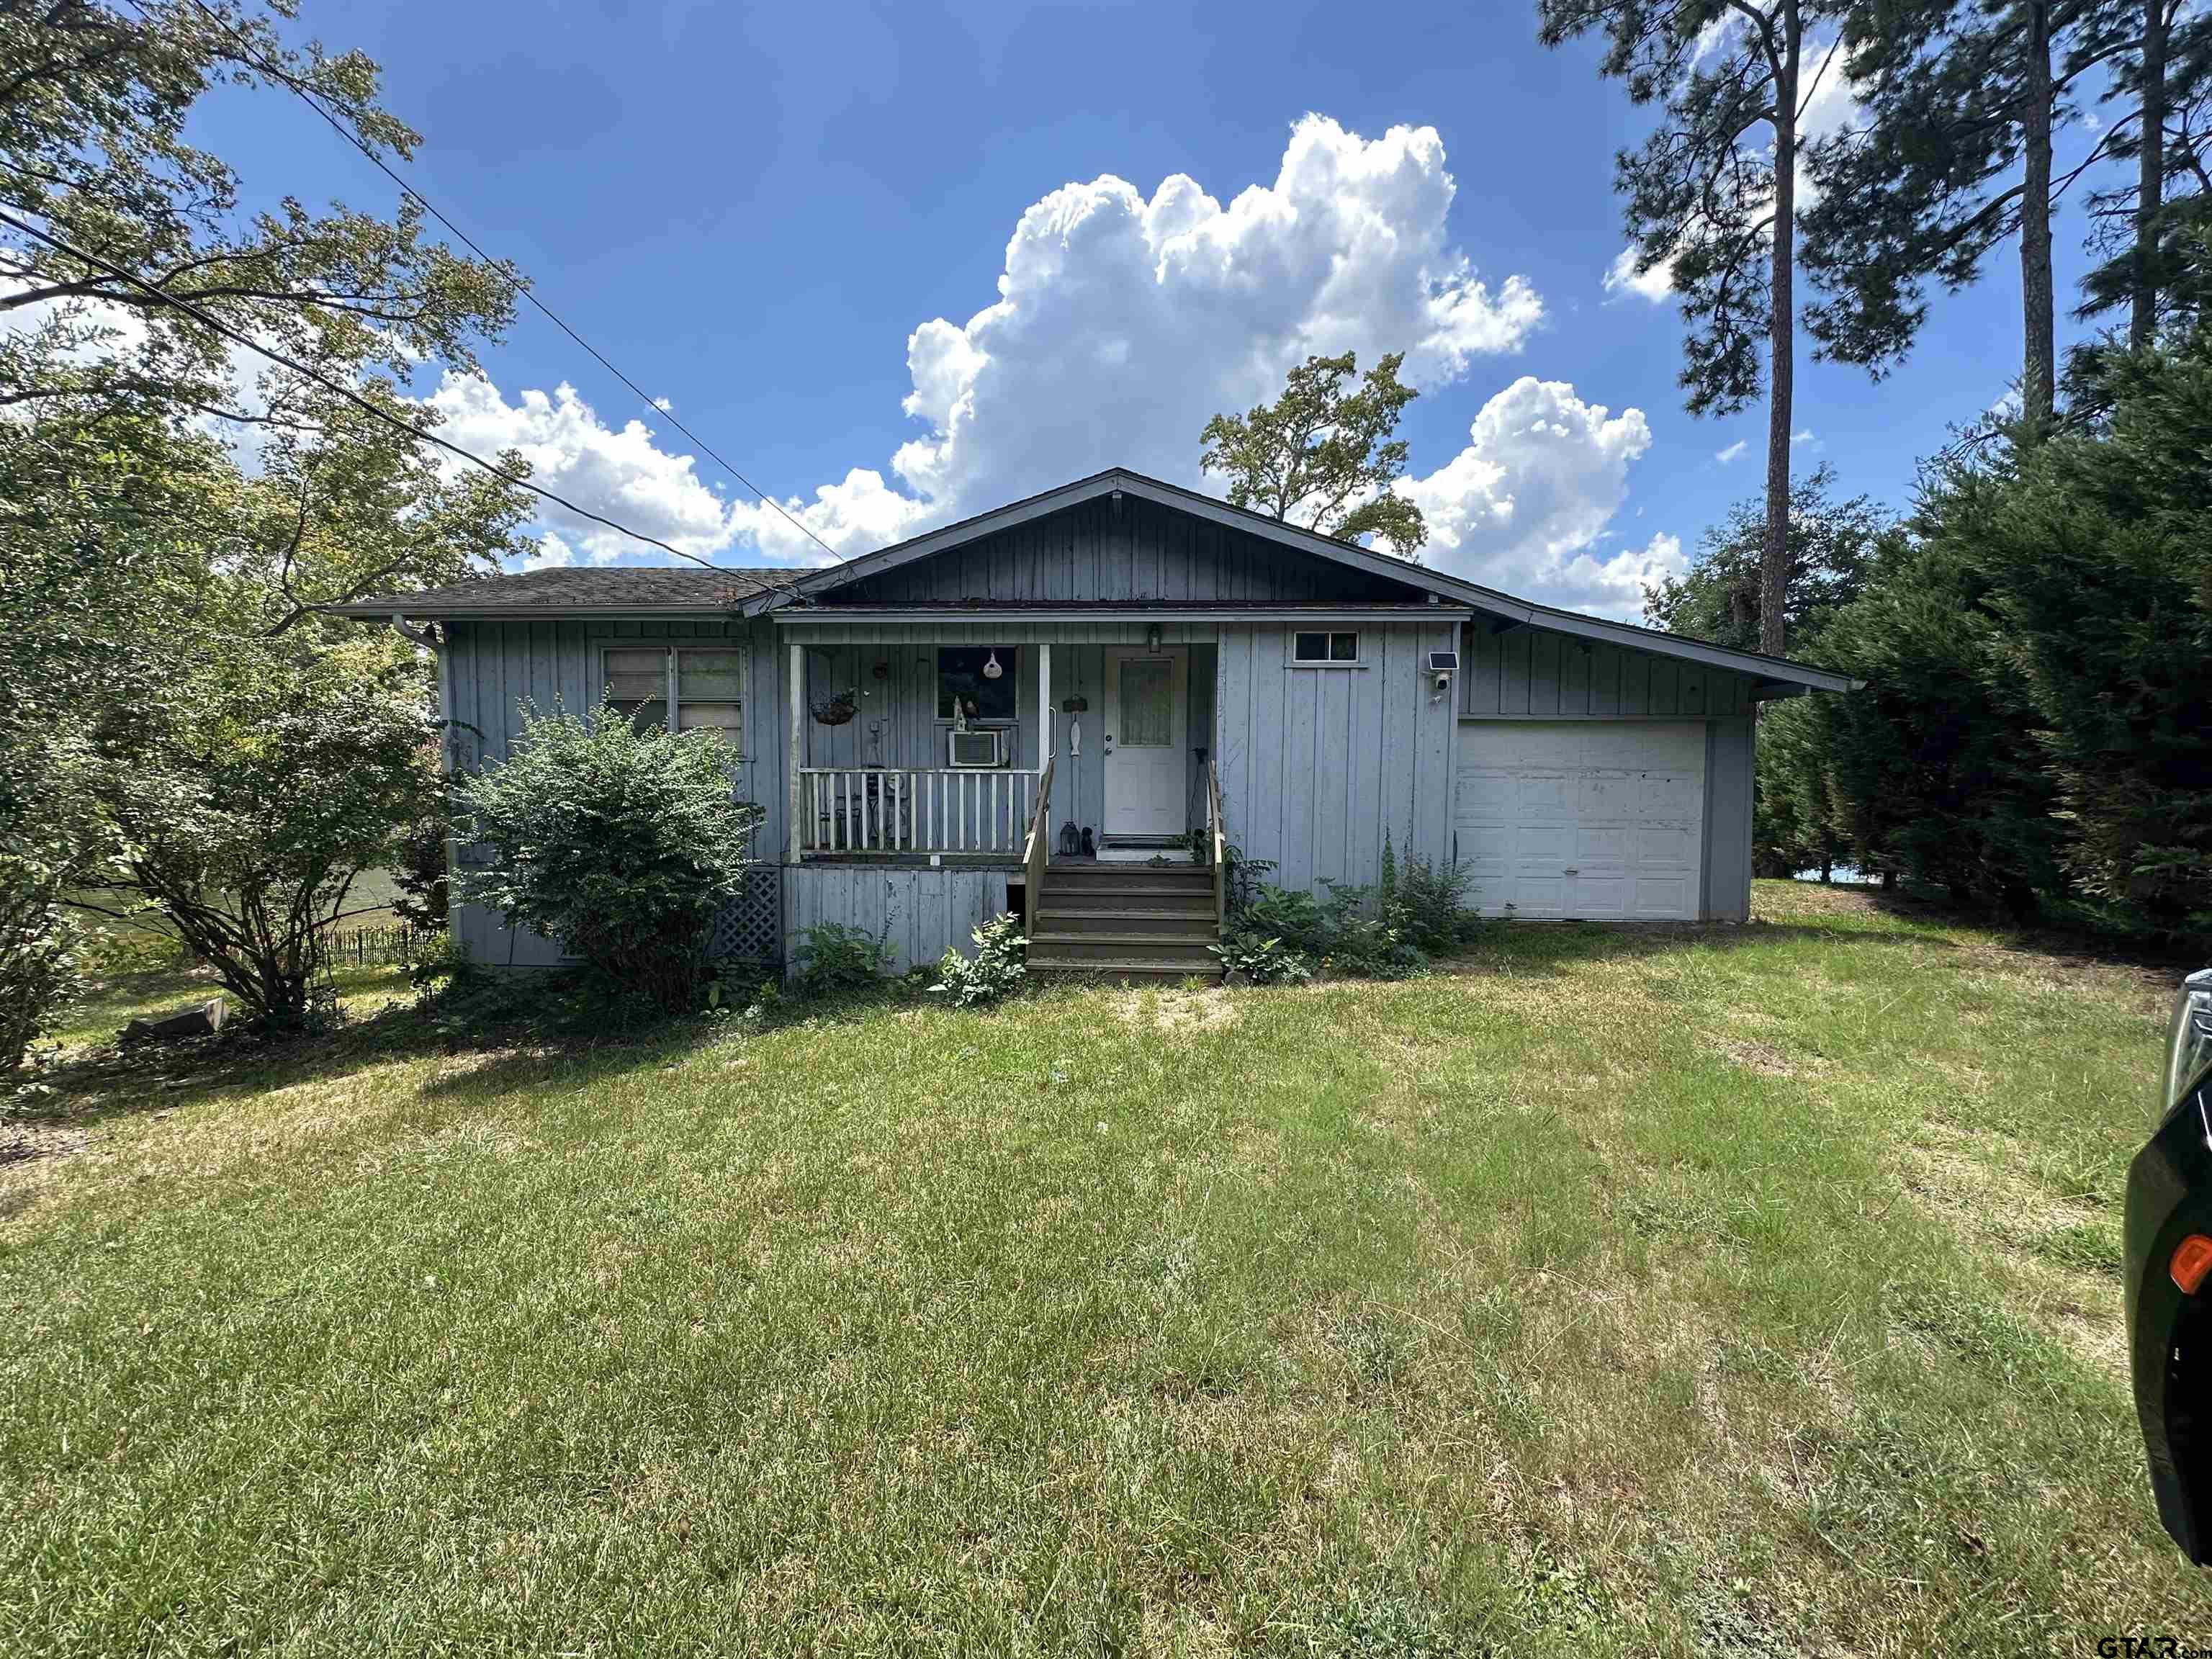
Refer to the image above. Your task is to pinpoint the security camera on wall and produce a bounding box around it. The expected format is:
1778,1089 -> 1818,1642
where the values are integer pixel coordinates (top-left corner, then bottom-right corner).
1427,649 -> 1460,701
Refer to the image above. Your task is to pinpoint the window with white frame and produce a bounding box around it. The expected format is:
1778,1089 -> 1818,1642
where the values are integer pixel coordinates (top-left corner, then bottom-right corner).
1292,630 -> 1359,665
603,644 -> 745,745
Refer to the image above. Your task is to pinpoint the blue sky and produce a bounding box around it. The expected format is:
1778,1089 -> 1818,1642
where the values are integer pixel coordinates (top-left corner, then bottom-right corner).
197,0 -> 2110,619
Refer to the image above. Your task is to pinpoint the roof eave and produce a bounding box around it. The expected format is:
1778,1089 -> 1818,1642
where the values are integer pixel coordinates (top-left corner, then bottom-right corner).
320,603 -> 740,621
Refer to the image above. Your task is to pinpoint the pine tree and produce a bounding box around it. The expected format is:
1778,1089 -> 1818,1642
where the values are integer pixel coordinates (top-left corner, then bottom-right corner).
1802,1 -> 2135,430
1539,0 -> 1851,655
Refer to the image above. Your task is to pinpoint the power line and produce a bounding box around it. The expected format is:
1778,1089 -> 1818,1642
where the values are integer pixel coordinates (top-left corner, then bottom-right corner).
0,199 -> 733,573
158,0 -> 845,568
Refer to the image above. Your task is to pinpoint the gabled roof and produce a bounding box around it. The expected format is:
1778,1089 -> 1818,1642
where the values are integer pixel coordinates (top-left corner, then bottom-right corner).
326,466 -> 1858,696
750,467 -> 1860,696
323,564 -> 797,619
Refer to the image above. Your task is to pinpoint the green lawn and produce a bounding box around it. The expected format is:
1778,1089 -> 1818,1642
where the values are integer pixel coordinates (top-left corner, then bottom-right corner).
4,883 -> 2203,1654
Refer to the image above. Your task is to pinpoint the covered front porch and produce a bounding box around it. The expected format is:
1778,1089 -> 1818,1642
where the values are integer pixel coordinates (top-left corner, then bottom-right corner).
776,622 -> 1222,868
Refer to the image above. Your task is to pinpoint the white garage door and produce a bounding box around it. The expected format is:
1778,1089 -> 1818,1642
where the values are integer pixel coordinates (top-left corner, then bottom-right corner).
1452,722 -> 1705,920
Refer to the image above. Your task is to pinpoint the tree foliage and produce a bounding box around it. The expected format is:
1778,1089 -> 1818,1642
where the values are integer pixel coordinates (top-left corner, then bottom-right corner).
453,703 -> 763,1014
86,636 -> 442,1032
1801,0 -> 2136,426
1758,336 -> 2212,938
1539,0 -> 1848,654
1642,464 -> 1894,651
1199,351 -> 1427,555
0,1 -> 537,1058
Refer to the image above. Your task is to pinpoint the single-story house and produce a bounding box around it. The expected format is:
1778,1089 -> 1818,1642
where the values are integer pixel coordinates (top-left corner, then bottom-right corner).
332,467 -> 1856,979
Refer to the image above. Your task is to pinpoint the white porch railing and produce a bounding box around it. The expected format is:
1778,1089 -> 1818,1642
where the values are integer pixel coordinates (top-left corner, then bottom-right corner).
797,767 -> 1044,857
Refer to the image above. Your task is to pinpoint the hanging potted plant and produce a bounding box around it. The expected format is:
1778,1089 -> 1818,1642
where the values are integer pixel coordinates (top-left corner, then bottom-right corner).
811,688 -> 858,727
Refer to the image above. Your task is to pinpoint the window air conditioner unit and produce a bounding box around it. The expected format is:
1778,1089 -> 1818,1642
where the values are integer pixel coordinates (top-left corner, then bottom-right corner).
947,727 -> 1006,768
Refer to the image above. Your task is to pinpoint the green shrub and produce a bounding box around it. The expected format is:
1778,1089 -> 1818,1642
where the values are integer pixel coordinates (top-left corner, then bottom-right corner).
932,912 -> 1027,1007
1241,884 -> 1328,953
1395,853 -> 1486,951
793,922 -> 892,998
453,699 -> 762,1014
1223,844 -> 1277,918
1318,882 -> 1427,979
1210,930 -> 1313,984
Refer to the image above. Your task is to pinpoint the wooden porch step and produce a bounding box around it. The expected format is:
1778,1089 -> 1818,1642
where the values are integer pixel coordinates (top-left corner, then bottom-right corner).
1028,932 -> 1222,961
1030,889 -> 1220,915
1034,908 -> 1220,938
1047,862 -> 1211,885
1029,957 -> 1225,981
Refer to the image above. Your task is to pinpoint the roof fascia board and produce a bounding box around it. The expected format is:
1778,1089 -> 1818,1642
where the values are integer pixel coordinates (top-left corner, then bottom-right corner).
774,604 -> 1475,624
322,603 -> 738,621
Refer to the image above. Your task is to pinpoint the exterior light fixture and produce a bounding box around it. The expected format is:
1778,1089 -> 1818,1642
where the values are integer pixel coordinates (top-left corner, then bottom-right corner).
1146,624 -> 1162,653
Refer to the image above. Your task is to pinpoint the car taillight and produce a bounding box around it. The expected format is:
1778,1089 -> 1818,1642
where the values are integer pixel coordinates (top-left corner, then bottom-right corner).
2176,1236 -> 2212,1296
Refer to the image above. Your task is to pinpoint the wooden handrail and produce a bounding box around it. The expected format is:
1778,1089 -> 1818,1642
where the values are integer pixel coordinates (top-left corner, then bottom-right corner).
1022,753 -> 1056,935
1208,760 -> 1226,932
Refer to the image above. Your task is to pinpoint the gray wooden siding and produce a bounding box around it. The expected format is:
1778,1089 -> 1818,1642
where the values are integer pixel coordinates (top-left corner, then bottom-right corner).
1215,623 -> 1460,896
1460,622 -> 1756,719
831,494 -> 1431,605
783,866 -> 1009,976
1701,716 -> 1755,922
441,614 -> 788,967
794,642 -> 1040,776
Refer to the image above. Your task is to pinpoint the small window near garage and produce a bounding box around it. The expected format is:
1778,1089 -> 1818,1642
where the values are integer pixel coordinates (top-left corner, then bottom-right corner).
938,646 -> 1018,722
1292,631 -> 1359,665
602,644 -> 745,747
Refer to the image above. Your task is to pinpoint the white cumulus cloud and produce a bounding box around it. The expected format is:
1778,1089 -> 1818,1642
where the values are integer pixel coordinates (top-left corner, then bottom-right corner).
1604,245 -> 1673,304
419,114 -> 1668,614
1398,377 -> 1655,615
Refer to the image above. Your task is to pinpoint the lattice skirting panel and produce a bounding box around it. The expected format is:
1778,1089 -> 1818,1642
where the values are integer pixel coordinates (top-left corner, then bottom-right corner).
707,867 -> 782,970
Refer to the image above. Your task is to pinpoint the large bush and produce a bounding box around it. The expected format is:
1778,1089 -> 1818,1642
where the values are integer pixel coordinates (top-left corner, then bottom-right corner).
81,637 -> 439,1035
454,701 -> 763,1012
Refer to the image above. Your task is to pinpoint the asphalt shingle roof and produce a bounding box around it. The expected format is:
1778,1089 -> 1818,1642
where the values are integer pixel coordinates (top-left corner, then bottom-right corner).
325,565 -> 799,616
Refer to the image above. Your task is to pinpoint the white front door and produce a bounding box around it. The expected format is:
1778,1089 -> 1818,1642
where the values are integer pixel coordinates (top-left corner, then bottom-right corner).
1102,647 -> 1188,838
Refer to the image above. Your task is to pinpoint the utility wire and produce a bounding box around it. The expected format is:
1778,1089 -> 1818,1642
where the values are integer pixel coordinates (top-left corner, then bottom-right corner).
159,0 -> 844,569
0,199 -> 732,573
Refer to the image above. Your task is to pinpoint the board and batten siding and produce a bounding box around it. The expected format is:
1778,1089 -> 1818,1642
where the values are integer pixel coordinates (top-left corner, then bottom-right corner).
830,493 -> 1431,605
441,615 -> 788,967
1213,623 -> 1460,898
783,866 -> 1010,976
1459,622 -> 1758,719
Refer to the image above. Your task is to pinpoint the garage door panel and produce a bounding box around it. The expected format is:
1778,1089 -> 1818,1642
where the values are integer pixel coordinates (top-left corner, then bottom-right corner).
1459,823 -> 1512,861
1516,824 -> 1578,862
1453,721 -> 1706,921
1641,773 -> 1701,817
1576,825 -> 1632,863
1632,877 -> 1691,917
1516,774 -> 1573,813
1512,874 -> 1567,916
1570,875 -> 1627,913
1636,824 -> 1699,865
1575,773 -> 1637,816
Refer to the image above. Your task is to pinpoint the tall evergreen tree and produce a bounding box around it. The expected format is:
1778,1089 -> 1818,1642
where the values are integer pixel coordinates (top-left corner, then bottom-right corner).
2079,2 -> 2212,343
1802,1 -> 2134,428
1539,0 -> 1850,655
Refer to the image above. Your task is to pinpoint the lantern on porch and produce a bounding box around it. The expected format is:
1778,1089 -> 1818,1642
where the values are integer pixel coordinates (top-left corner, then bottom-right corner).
1058,819 -> 1080,858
